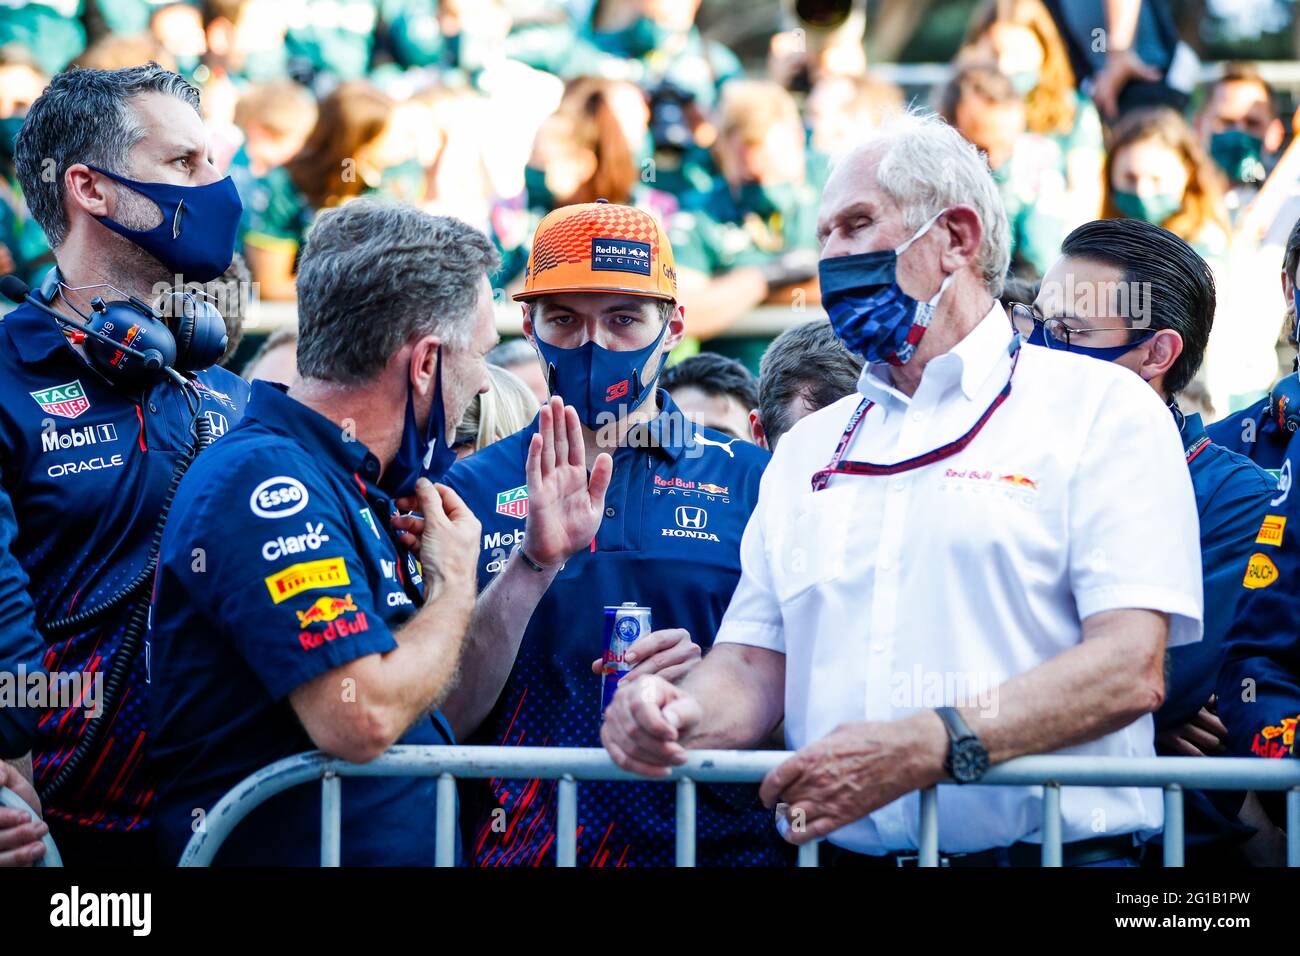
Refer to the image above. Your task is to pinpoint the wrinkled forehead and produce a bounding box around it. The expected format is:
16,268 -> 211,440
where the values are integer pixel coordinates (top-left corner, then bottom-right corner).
817,146 -> 896,228
125,91 -> 207,157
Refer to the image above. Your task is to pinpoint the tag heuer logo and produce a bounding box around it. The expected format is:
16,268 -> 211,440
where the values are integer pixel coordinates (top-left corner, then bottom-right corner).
30,380 -> 90,419
496,485 -> 528,519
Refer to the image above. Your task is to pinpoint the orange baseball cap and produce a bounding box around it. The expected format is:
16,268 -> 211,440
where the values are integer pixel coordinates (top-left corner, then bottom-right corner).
514,200 -> 677,302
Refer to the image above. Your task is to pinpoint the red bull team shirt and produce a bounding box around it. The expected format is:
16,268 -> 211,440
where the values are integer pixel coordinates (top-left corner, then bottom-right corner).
0,298 -> 249,855
147,381 -> 453,866
443,391 -> 791,866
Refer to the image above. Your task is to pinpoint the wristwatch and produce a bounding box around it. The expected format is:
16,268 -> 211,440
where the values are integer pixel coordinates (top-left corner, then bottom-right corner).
935,707 -> 990,784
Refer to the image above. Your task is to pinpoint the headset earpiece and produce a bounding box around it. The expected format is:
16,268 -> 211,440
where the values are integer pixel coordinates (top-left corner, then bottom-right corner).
1267,372 -> 1300,434
82,296 -> 177,386
156,290 -> 227,373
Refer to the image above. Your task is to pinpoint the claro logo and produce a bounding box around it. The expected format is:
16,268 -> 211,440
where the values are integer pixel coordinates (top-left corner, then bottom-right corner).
249,476 -> 310,519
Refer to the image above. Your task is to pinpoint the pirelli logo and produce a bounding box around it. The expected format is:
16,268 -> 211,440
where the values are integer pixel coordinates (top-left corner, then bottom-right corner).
264,557 -> 349,604
1256,514 -> 1286,547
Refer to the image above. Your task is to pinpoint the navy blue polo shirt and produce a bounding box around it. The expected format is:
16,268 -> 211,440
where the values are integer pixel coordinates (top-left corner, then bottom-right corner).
1162,413 -> 1275,729
0,300 -> 248,835
148,381 -> 455,866
1206,397 -> 1290,476
1217,427 -> 1300,761
1153,413 -> 1275,855
443,392 -> 790,867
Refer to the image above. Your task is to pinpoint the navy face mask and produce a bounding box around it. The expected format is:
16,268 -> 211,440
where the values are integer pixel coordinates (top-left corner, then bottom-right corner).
535,316 -> 672,429
381,347 -> 457,497
1024,321 -> 1154,361
818,209 -> 952,366
89,165 -> 243,282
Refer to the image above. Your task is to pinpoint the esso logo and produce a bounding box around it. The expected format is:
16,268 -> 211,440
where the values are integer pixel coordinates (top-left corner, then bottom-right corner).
250,476 -> 309,519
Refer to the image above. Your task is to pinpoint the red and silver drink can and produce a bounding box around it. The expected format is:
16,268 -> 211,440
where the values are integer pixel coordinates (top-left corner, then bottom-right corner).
601,602 -> 651,713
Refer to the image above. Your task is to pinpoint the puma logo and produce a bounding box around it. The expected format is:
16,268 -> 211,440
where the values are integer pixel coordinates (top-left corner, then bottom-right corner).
695,434 -> 738,457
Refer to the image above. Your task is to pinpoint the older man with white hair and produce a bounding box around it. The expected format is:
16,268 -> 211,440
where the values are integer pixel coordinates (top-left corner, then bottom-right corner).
600,110 -> 1204,867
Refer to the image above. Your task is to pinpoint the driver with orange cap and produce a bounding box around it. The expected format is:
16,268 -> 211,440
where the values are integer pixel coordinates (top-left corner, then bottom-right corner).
439,201 -> 789,866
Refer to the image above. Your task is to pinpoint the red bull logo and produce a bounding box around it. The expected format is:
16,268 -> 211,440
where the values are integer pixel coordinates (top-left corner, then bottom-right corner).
296,594 -> 358,627
998,473 -> 1038,490
296,594 -> 369,650
697,482 -> 729,496
1252,716 -> 1297,758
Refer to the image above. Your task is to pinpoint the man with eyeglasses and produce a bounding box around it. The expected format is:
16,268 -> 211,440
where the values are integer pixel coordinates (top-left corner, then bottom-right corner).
1019,218 -> 1279,865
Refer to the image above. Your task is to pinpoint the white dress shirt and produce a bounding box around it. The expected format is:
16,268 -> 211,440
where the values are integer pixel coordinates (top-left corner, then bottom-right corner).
715,303 -> 1203,855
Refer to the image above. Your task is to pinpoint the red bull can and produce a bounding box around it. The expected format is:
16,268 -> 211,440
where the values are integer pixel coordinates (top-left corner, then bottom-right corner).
601,602 -> 651,713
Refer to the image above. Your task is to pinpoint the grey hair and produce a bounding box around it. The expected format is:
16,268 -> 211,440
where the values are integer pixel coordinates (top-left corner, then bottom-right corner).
848,108 -> 1011,296
15,63 -> 200,248
295,200 -> 500,385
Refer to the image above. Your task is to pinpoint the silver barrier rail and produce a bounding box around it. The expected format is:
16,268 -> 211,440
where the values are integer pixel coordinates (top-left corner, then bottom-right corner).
179,746 -> 1300,868
0,786 -> 63,867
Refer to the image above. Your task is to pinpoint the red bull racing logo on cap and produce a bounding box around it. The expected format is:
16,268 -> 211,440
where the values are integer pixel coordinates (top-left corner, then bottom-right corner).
592,237 -> 651,275
30,380 -> 91,419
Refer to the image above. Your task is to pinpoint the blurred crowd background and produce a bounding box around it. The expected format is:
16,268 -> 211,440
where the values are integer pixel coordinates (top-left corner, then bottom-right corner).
3,0 -> 1300,419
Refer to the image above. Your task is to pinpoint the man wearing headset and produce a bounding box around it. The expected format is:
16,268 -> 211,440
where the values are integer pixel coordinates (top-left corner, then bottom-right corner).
0,64 -> 249,865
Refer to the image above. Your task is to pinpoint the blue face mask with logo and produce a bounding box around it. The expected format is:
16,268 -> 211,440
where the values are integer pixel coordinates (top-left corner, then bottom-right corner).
535,317 -> 672,429
382,347 -> 457,497
89,165 -> 243,282
818,209 -> 953,366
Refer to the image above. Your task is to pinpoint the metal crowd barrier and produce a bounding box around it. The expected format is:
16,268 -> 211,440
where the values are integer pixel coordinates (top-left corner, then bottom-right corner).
178,746 -> 1300,868
0,785 -> 63,867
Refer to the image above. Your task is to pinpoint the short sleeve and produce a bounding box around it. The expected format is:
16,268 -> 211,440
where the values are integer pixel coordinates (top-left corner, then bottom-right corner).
714,464 -> 787,654
1067,376 -> 1203,645
192,448 -> 398,701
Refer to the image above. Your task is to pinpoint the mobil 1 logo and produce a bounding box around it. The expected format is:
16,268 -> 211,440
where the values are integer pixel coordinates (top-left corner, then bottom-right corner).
41,421 -> 118,454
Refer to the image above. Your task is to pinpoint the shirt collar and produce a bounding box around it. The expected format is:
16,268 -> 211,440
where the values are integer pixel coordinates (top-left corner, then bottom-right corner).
624,389 -> 691,462
243,380 -> 384,483
2,301 -> 81,367
858,301 -> 1015,405
1178,409 -> 1207,451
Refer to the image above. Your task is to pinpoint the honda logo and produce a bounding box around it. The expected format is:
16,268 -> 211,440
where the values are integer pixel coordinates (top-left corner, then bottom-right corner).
205,411 -> 228,438
675,506 -> 707,530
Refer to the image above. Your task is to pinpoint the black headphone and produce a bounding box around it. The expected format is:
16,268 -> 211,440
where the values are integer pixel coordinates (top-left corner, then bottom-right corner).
5,267 -> 229,387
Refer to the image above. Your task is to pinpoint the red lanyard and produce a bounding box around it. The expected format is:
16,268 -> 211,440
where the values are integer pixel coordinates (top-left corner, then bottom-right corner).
811,342 -> 1021,492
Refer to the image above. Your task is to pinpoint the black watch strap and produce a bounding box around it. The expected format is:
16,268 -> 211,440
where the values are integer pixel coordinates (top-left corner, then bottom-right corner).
936,706 -> 990,784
